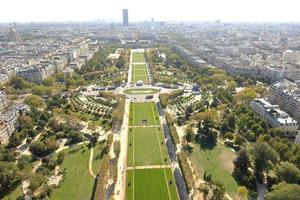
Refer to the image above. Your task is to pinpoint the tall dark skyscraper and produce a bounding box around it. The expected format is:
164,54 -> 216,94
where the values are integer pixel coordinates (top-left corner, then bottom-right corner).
123,9 -> 129,26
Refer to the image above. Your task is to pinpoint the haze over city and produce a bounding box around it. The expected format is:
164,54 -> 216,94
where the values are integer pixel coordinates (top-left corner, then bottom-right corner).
1,0 -> 300,22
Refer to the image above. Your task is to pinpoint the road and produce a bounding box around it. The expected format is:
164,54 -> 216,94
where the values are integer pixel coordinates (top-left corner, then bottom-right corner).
114,98 -> 130,200
88,147 -> 96,178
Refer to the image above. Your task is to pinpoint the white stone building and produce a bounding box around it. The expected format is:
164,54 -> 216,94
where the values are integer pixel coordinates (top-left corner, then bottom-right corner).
268,80 -> 300,121
251,98 -> 298,133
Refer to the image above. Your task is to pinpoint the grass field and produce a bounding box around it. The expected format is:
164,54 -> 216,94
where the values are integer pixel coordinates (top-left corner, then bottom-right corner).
127,127 -> 169,166
50,143 -> 104,200
190,143 -> 239,198
132,64 -> 148,83
125,168 -> 178,200
124,88 -> 160,94
129,102 -> 160,126
132,53 -> 145,63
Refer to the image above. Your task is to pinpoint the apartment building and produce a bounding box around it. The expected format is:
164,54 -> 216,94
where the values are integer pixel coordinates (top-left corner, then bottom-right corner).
0,74 -> 9,84
0,91 -> 7,112
17,64 -> 54,84
251,98 -> 298,133
268,79 -> 300,121
0,110 -> 18,144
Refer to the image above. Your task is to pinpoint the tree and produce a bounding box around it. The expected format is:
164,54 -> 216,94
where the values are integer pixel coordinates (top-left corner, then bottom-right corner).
7,133 -> 22,148
24,95 -> 46,109
211,181 -> 225,200
0,162 -> 21,196
227,113 -> 236,130
220,121 -> 229,135
234,88 -> 256,104
233,149 -> 255,188
67,131 -> 84,145
18,115 -> 33,130
197,117 -> 218,148
30,137 -> 58,157
227,80 -> 237,91
43,77 -> 55,86
234,135 -> 245,146
252,142 -> 279,180
10,77 -> 32,90
237,186 -> 248,200
265,183 -> 300,200
185,105 -> 193,119
269,128 -> 285,138
274,162 -> 300,184
90,132 -> 98,147
182,143 -> 193,154
29,173 -> 46,192
184,126 -> 194,143
56,152 -> 66,165
197,183 -> 209,200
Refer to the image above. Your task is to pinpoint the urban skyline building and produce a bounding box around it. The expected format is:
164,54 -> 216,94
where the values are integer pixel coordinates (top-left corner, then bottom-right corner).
123,9 -> 129,26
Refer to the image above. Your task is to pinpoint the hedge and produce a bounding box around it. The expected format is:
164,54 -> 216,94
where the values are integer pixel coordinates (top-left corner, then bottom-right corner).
165,112 -> 180,145
177,152 -> 195,192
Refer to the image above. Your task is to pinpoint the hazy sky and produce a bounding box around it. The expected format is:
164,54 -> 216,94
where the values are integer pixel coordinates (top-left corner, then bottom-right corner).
1,0 -> 300,23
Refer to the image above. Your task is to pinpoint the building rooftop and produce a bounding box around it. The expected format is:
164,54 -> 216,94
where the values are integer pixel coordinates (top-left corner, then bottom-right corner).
253,98 -> 298,125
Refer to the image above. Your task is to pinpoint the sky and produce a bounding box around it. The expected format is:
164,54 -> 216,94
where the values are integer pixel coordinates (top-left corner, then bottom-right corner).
1,0 -> 300,23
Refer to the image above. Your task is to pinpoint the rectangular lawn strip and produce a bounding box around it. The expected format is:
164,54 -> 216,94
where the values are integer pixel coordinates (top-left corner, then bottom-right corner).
129,102 -> 160,126
132,63 -> 148,83
50,143 -> 104,200
132,69 -> 147,76
132,53 -> 145,63
132,63 -> 146,69
125,168 -> 178,200
190,143 -> 239,198
127,127 -> 169,166
132,75 -> 148,83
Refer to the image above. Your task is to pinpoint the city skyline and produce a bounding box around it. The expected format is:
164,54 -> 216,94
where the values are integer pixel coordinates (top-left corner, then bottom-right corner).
1,0 -> 300,23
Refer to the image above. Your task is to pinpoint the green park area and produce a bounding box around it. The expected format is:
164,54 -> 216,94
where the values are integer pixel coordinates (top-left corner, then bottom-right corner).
129,102 -> 160,126
50,143 -> 105,200
125,168 -> 178,200
127,127 -> 169,166
132,64 -> 148,83
190,143 -> 239,198
132,52 -> 145,63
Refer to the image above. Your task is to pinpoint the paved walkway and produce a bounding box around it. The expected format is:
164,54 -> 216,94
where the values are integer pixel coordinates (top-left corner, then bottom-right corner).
114,99 -> 130,200
89,147 -> 96,178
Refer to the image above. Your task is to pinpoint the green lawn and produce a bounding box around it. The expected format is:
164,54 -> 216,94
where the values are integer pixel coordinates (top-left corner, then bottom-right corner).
126,168 -> 178,200
129,102 -> 160,126
190,143 -> 239,198
132,53 -> 145,63
132,75 -> 148,83
50,143 -> 104,200
127,127 -> 169,166
124,88 -> 160,94
132,64 -> 148,83
132,64 -> 147,70
133,69 -> 147,76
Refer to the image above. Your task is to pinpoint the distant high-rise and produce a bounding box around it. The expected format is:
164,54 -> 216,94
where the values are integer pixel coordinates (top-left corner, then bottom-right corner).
123,9 -> 129,26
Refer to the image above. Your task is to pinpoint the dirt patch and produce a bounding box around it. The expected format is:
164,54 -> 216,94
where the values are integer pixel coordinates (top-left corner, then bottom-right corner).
219,150 -> 235,173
